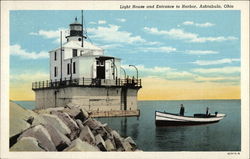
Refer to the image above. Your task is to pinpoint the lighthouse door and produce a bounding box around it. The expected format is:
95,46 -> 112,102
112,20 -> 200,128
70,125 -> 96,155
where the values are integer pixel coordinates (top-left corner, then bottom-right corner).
96,60 -> 105,79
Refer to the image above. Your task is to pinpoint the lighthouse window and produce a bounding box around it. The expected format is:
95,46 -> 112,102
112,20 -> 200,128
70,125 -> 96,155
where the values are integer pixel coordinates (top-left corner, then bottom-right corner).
54,67 -> 57,77
73,62 -> 76,74
54,52 -> 57,61
72,49 -> 77,57
100,61 -> 104,66
67,63 -> 71,75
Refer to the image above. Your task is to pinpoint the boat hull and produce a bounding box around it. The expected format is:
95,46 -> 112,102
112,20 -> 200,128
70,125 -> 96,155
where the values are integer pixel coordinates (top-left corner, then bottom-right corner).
155,119 -> 220,126
155,111 -> 225,126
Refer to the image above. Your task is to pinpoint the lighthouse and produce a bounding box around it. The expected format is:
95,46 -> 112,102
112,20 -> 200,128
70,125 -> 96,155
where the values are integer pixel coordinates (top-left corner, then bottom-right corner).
32,17 -> 142,117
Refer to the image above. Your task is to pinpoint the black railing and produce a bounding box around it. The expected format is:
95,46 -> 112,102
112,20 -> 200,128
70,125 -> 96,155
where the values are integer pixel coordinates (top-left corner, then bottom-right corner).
32,77 -> 142,90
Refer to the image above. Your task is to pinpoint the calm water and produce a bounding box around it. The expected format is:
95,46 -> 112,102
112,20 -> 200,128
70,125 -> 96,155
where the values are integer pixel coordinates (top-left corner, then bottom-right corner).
15,100 -> 241,151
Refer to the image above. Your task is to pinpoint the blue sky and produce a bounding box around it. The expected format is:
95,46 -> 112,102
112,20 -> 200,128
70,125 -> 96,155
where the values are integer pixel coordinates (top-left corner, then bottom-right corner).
10,10 -> 240,98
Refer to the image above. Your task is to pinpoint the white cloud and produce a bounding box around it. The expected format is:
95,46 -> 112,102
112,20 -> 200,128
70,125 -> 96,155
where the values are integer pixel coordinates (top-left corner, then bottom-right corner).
146,41 -> 162,45
121,64 -> 239,84
10,44 -> 48,59
139,46 -> 177,53
192,58 -> 240,65
117,18 -> 126,22
183,21 -> 194,25
30,28 -> 68,44
99,44 -> 122,49
144,27 -> 237,43
98,20 -> 106,24
88,24 -> 146,44
183,21 -> 215,27
185,50 -> 218,55
122,64 -> 173,73
122,65 -> 195,80
192,66 -> 240,74
89,21 -> 97,25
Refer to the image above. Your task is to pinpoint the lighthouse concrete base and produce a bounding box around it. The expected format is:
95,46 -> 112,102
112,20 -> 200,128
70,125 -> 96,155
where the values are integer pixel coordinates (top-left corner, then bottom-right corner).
33,86 -> 140,117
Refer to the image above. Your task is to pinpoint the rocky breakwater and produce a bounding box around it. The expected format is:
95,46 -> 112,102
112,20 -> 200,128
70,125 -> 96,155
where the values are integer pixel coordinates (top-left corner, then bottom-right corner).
9,101 -> 139,152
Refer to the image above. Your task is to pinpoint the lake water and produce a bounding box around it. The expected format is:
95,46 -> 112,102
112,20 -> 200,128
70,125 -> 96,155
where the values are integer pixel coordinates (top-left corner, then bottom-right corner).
15,100 -> 241,151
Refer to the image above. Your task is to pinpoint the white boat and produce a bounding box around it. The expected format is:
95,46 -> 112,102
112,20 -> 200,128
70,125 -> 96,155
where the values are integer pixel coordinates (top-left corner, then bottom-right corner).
155,111 -> 226,126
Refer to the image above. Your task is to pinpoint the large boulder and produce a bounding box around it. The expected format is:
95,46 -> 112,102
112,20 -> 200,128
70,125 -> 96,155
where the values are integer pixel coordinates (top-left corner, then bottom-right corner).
121,140 -> 133,151
10,137 -> 45,151
44,124 -> 71,151
80,107 -> 89,119
18,125 -> 56,151
51,111 -> 79,140
111,130 -> 124,150
66,102 -> 79,109
75,119 -> 84,129
103,125 -> 113,134
79,125 -> 95,144
95,127 -> 109,140
124,137 -> 137,150
51,111 -> 79,131
83,118 -> 100,130
95,134 -> 107,151
105,139 -> 115,151
9,102 -> 37,138
63,107 -> 81,119
64,138 -> 99,151
32,114 -> 71,135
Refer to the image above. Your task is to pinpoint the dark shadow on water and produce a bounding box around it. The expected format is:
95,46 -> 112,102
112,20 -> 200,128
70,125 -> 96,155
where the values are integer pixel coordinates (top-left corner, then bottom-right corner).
130,123 -> 139,139
120,117 -> 127,137
155,126 -> 188,151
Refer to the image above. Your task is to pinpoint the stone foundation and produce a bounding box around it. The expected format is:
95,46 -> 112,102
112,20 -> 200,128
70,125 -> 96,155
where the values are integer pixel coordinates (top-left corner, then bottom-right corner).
33,86 -> 140,117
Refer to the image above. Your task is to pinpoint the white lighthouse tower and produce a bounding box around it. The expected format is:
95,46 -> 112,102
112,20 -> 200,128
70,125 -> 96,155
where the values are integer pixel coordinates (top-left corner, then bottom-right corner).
32,17 -> 142,117
50,17 -> 120,82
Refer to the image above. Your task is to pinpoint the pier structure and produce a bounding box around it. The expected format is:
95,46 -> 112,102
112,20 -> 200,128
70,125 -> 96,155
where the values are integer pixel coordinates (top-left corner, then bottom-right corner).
32,17 -> 142,117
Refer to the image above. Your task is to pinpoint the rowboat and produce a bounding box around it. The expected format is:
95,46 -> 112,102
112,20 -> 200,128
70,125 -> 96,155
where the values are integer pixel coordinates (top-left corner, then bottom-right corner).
155,111 -> 226,126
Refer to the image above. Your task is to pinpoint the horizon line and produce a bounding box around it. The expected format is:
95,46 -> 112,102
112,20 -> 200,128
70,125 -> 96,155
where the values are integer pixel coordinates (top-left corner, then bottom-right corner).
11,98 -> 241,102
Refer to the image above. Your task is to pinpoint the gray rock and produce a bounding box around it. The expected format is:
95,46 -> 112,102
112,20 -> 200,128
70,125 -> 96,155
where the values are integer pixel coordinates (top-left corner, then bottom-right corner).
95,127 -> 108,140
51,111 -> 79,140
83,118 -> 100,130
18,125 -> 56,151
63,107 -> 81,118
64,138 -> 99,151
94,119 -> 107,127
111,130 -> 121,139
39,114 -> 71,135
51,111 -> 79,131
124,136 -> 137,148
9,102 -> 37,138
79,126 -> 95,144
95,134 -> 107,151
104,125 -> 113,134
111,130 -> 123,150
32,114 -> 47,126
121,140 -> 133,151
10,137 -> 45,151
80,107 -> 89,119
105,139 -> 115,151
44,124 -> 71,151
66,102 -> 79,109
76,119 -> 84,129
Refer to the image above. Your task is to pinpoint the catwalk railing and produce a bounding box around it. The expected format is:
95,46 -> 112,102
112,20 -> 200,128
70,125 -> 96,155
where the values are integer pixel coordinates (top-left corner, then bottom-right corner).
32,78 -> 142,90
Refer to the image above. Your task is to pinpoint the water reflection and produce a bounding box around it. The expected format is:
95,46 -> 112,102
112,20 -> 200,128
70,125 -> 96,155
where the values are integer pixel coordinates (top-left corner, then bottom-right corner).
130,123 -> 139,139
155,126 -> 188,151
120,117 -> 127,136
96,99 -> 240,151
